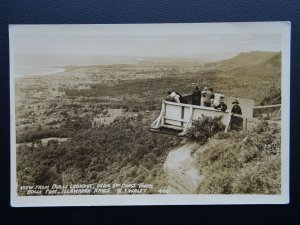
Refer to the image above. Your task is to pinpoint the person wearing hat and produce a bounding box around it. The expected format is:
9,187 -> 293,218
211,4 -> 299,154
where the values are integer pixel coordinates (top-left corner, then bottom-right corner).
192,85 -> 201,105
231,99 -> 243,131
214,94 -> 227,112
231,100 -> 242,114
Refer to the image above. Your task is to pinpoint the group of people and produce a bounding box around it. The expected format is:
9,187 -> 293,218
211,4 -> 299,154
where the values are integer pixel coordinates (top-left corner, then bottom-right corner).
191,86 -> 227,112
165,85 -> 243,131
165,86 -> 229,112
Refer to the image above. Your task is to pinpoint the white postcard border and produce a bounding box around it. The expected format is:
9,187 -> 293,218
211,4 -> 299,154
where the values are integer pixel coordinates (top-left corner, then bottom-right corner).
10,22 -> 290,207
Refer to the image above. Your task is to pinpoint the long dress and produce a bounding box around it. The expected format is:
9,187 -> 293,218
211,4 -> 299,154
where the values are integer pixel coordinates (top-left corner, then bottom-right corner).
231,105 -> 243,131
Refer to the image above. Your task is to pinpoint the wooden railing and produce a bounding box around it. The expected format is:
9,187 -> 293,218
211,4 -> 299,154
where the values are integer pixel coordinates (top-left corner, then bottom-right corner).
253,104 -> 281,120
253,104 -> 281,109
151,100 -> 231,135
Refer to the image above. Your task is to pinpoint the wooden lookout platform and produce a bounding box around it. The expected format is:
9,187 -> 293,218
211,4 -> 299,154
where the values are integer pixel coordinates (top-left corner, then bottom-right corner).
150,94 -> 279,136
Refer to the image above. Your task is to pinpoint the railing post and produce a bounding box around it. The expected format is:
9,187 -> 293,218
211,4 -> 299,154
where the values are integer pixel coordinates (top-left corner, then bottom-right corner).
151,101 -> 166,129
181,106 -> 185,127
179,105 -> 193,136
161,101 -> 166,126
225,113 -> 231,132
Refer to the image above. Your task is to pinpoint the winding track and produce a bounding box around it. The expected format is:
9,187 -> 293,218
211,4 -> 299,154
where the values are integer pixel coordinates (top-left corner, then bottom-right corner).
164,138 -> 222,194
164,141 -> 203,194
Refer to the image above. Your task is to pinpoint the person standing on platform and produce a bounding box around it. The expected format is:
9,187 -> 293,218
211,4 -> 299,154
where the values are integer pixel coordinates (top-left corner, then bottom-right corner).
192,86 -> 201,105
201,87 -> 208,106
213,90 -> 221,107
203,87 -> 214,107
176,91 -> 186,103
208,88 -> 215,106
231,99 -> 243,131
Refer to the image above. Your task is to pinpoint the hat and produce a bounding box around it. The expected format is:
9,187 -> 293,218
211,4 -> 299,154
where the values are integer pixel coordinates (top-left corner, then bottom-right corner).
232,100 -> 239,104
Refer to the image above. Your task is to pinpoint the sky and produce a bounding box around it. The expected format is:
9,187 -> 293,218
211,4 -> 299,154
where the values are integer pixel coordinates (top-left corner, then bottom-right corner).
10,23 -> 282,68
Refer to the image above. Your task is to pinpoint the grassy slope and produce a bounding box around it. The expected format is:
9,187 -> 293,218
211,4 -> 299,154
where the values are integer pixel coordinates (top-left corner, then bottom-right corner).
207,51 -> 281,104
189,52 -> 282,194
194,121 -> 281,194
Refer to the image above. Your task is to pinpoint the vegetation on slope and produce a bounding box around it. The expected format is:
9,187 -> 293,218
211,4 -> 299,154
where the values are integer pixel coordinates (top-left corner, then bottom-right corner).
207,52 -> 281,104
194,121 -> 281,194
17,116 -> 181,194
186,116 -> 225,144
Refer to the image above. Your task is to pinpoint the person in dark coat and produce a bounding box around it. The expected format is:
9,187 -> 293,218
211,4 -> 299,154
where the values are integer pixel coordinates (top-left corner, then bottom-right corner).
231,100 -> 243,131
192,86 -> 201,105
176,91 -> 186,104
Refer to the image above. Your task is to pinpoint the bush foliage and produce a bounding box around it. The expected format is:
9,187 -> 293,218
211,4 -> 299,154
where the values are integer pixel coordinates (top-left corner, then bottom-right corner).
196,120 -> 281,194
186,115 -> 225,144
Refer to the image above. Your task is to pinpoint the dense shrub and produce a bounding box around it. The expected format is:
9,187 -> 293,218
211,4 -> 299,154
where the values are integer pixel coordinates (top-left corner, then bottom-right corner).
186,115 -> 225,144
232,155 -> 280,194
197,120 -> 281,194
243,120 -> 281,155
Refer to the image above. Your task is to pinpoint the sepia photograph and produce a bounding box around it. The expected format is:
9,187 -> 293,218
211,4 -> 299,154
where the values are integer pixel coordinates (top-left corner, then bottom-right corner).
10,22 -> 290,206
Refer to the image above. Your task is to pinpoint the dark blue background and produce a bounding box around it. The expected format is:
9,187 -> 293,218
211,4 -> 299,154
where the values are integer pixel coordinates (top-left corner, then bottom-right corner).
1,1 -> 299,224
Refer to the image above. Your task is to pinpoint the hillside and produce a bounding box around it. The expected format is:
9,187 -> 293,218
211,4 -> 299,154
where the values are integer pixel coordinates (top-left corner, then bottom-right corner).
16,116 -> 181,195
162,116 -> 281,194
213,51 -> 280,71
204,51 -> 281,104
194,120 -> 281,194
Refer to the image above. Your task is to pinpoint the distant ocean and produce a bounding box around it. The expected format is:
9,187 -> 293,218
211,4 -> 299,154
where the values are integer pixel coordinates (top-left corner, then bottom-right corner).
15,66 -> 65,77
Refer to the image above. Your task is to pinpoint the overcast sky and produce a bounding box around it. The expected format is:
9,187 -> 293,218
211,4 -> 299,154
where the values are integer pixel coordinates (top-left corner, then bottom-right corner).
10,23 -> 282,65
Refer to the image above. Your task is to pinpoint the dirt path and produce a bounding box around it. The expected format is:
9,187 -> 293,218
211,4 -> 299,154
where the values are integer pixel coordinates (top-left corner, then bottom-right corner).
164,138 -> 222,194
163,141 -> 203,194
